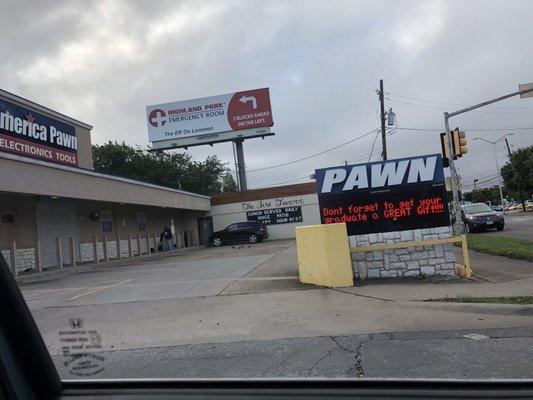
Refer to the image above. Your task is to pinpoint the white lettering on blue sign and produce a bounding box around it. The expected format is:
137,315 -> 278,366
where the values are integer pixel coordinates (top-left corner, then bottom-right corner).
320,155 -> 438,194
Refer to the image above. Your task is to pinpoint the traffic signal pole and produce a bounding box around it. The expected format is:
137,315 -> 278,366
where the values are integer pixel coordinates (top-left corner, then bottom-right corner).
443,114 -> 463,234
443,86 -> 533,234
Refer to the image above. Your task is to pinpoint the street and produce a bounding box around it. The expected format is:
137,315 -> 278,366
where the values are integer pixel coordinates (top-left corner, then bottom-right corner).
20,238 -> 533,380
488,211 -> 533,241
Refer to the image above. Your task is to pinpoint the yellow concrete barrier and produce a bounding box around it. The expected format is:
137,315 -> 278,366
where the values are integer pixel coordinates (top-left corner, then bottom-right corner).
295,223 -> 354,287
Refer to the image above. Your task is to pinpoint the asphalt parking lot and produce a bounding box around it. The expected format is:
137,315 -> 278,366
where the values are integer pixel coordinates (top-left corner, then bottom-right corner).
18,236 -> 533,379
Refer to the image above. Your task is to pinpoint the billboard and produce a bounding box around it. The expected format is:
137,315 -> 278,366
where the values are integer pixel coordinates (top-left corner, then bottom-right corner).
0,98 -> 78,166
315,154 -> 450,235
146,88 -> 273,149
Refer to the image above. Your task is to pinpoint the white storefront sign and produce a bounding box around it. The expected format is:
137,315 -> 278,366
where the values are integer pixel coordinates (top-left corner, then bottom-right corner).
208,194 -> 320,240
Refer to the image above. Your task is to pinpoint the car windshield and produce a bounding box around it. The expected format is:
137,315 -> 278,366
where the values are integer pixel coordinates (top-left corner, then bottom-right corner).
463,204 -> 494,214
2,0 -> 533,385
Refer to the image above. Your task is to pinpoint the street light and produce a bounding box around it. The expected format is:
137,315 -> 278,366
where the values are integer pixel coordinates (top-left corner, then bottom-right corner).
473,179 -> 479,190
473,133 -> 514,211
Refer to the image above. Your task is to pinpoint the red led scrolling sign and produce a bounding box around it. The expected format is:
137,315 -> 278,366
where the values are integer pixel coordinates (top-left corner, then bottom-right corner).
318,187 -> 450,235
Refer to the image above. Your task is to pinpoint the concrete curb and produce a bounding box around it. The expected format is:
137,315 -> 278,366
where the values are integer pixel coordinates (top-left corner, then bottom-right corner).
15,246 -> 203,285
411,300 -> 533,316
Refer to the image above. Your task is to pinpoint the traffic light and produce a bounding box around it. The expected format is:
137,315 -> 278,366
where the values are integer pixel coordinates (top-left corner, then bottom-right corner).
452,128 -> 468,158
440,132 -> 450,167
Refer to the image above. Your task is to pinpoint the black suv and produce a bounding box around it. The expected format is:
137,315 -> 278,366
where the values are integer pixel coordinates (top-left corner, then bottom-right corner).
462,202 -> 505,232
209,221 -> 269,246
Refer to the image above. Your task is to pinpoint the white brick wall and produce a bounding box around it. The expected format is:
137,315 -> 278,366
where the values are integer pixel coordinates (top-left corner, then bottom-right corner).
80,243 -> 95,262
1,247 -> 36,273
78,235 -> 158,262
350,226 -> 457,280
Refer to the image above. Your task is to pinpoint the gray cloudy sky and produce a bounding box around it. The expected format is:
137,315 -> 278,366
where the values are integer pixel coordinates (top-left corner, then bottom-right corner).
2,0 -> 532,190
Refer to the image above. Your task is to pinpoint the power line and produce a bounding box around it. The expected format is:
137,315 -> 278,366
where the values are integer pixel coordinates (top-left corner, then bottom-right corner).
386,92 -> 533,111
461,173 -> 499,184
368,130 -> 380,162
254,145 -> 388,189
397,126 -> 533,132
385,97 -> 533,115
250,174 -> 312,189
246,128 -> 378,173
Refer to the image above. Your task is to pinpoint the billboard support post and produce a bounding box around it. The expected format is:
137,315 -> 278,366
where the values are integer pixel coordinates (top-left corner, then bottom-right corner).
234,139 -> 247,191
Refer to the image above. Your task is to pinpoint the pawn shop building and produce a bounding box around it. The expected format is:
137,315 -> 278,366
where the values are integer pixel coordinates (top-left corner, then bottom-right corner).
0,89 -> 210,273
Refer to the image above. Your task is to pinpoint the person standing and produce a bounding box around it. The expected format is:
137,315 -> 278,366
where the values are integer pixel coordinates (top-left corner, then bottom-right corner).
162,225 -> 173,251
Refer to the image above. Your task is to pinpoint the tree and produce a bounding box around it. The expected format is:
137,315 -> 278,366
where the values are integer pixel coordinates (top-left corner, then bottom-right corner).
92,141 -> 230,196
501,145 -> 533,210
463,187 -> 503,205
221,172 -> 238,192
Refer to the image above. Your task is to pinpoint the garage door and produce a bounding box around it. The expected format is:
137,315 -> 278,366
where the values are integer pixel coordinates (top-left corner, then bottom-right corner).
36,202 -> 79,268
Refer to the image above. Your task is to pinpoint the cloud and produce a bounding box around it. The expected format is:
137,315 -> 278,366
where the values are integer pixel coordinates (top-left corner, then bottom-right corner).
390,0 -> 447,57
1,0 -> 532,189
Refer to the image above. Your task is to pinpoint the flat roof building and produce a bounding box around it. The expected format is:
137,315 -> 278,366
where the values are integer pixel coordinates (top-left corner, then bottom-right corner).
0,89 -> 210,272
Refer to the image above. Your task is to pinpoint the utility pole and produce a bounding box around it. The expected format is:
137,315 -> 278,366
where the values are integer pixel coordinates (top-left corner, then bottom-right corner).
379,79 -> 387,160
505,137 -> 512,155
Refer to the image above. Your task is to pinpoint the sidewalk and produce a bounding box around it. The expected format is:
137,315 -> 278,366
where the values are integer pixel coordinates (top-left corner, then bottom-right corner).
15,246 -> 203,285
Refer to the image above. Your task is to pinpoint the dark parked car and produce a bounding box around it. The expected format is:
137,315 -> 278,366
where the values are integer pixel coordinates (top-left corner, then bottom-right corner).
462,203 -> 505,232
209,221 -> 269,246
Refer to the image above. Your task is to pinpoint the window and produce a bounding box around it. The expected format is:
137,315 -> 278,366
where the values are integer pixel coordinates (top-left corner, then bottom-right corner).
463,204 -> 493,214
226,223 -> 238,231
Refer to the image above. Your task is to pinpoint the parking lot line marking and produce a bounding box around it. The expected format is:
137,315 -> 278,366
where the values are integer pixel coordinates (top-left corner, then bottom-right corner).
67,279 -> 132,300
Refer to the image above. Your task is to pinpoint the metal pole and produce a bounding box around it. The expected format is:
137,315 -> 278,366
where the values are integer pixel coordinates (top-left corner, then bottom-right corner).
55,238 -> 63,269
103,235 -> 109,262
379,79 -> 387,160
442,87 -> 533,232
492,143 -> 505,208
448,88 -> 533,117
117,235 -> 122,259
444,113 -> 464,234
235,139 -> 247,191
10,241 -> 18,277
35,240 -> 43,273
93,236 -> 99,263
69,237 -> 76,268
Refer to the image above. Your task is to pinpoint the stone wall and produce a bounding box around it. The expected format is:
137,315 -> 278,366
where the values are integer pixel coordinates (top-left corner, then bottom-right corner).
349,226 -> 457,280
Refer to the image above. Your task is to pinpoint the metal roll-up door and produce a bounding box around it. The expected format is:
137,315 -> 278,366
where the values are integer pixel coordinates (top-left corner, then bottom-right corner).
36,201 -> 79,268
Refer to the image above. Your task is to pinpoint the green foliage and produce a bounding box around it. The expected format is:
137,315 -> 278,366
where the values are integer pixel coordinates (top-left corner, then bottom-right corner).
221,172 -> 239,192
92,141 -> 230,195
501,146 -> 533,196
463,187 -> 502,204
